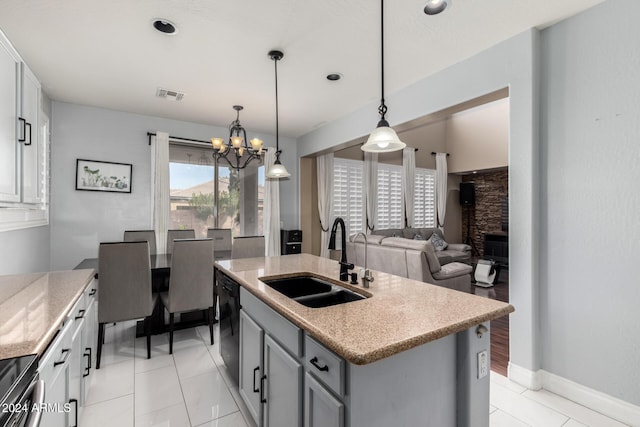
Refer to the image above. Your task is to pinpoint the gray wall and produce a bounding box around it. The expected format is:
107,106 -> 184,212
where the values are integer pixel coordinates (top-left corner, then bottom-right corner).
540,0 -> 640,406
0,226 -> 50,275
50,102 -> 297,270
298,30 -> 541,377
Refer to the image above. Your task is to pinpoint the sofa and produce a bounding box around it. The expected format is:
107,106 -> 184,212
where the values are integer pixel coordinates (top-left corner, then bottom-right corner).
371,227 -> 471,265
346,235 -> 473,293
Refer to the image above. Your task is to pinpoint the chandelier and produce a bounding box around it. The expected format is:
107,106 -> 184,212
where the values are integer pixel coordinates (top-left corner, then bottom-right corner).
210,105 -> 264,169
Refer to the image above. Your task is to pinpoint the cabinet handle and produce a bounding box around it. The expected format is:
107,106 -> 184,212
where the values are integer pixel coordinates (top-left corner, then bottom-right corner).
69,398 -> 78,427
18,117 -> 26,142
252,366 -> 260,393
83,348 -> 92,377
54,348 -> 70,367
89,289 -> 97,296
75,309 -> 86,319
310,357 -> 329,372
260,375 -> 267,403
25,122 -> 32,146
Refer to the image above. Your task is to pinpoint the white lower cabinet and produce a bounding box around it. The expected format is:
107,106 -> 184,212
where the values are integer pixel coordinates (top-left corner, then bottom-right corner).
38,320 -> 72,427
305,373 -> 344,427
38,279 -> 98,427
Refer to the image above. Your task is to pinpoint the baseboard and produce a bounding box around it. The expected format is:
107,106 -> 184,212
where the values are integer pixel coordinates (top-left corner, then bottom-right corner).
506,363 -> 640,426
507,362 -> 541,390
539,370 -> 640,426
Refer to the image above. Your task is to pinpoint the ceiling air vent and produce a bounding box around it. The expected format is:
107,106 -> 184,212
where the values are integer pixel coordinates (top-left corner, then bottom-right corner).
156,87 -> 185,101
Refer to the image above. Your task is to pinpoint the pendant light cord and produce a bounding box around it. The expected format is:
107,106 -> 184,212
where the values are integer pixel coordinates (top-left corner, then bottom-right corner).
274,56 -> 280,153
378,0 -> 388,121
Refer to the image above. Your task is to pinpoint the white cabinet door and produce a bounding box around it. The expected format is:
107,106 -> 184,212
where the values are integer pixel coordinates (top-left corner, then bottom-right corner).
239,310 -> 264,426
68,319 -> 84,427
20,63 -> 41,203
0,36 -> 20,203
263,334 -> 303,427
304,373 -> 344,427
82,294 -> 97,403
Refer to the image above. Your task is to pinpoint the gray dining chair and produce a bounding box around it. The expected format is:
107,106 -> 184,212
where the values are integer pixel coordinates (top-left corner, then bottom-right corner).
207,228 -> 232,260
124,230 -> 157,255
166,229 -> 196,254
160,238 -> 215,353
231,235 -> 265,259
97,241 -> 158,369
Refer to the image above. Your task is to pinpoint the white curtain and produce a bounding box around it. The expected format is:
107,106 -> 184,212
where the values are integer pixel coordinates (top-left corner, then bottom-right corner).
151,132 -> 170,253
436,152 -> 448,230
364,152 -> 378,233
316,153 -> 333,258
402,148 -> 415,228
264,148 -> 281,256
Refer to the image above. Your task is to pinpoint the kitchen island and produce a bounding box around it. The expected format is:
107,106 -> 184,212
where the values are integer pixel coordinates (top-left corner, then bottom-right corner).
215,253 -> 514,427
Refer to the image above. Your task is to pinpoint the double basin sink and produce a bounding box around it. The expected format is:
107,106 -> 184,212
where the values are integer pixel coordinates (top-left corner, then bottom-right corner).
261,275 -> 369,308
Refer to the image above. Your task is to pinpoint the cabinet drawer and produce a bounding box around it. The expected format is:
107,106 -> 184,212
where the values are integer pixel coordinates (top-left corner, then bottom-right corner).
240,287 -> 302,358
38,319 -> 73,384
305,335 -> 345,397
68,292 -> 86,321
84,278 -> 98,301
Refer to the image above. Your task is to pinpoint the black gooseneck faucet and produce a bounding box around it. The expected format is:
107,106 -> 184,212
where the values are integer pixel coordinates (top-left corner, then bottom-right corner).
328,217 -> 354,281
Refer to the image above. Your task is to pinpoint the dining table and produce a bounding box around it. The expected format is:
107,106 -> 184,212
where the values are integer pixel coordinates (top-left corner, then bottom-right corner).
74,254 -> 217,337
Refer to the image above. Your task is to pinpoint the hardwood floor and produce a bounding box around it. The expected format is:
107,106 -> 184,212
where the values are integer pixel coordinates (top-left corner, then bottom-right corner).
472,267 -> 509,376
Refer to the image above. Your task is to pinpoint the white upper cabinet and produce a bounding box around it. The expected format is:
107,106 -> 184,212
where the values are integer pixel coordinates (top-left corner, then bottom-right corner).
0,28 -> 48,230
0,34 -> 20,203
21,63 -> 42,203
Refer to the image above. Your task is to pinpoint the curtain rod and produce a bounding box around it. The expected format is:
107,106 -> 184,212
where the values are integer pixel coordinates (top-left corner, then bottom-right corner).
147,132 -> 211,146
431,152 -> 450,156
147,132 -> 270,151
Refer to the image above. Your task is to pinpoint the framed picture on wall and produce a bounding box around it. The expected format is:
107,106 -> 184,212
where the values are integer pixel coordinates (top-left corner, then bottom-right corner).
75,159 -> 132,193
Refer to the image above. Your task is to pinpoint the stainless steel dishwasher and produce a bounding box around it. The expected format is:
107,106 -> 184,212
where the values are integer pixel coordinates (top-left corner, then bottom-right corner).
216,270 -> 241,385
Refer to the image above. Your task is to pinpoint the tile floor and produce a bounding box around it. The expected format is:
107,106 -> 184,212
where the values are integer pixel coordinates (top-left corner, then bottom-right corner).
81,321 -> 629,427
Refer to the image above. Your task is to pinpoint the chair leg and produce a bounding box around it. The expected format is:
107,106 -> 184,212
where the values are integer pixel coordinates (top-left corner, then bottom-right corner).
96,323 -> 105,369
169,313 -> 174,354
145,317 -> 151,359
208,307 -> 214,345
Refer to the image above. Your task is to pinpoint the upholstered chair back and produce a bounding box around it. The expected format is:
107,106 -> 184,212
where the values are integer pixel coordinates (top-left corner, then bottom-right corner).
123,230 -> 157,255
167,238 -> 214,314
98,241 -> 154,323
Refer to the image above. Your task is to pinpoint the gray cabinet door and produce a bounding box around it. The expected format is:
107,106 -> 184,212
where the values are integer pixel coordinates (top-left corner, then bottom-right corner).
305,373 -> 344,427
239,310 -> 264,425
264,334 -> 302,427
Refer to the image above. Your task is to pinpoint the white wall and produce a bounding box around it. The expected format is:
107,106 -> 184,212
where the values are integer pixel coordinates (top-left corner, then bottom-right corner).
50,102 -> 297,270
540,0 -> 640,406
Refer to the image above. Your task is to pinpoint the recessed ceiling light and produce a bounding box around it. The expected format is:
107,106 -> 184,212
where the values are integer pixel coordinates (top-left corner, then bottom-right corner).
152,19 -> 177,35
424,0 -> 450,15
326,73 -> 343,81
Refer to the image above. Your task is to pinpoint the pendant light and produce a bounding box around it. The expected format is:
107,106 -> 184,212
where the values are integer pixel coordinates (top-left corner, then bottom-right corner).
265,50 -> 291,178
361,0 -> 406,153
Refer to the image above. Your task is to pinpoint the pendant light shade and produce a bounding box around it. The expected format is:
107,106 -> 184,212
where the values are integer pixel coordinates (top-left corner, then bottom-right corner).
265,50 -> 291,179
362,0 -> 405,153
362,119 -> 406,152
265,154 -> 290,178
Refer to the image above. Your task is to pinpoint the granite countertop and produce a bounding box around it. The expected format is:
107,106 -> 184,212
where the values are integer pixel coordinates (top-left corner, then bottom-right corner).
0,269 -> 96,360
215,253 -> 514,365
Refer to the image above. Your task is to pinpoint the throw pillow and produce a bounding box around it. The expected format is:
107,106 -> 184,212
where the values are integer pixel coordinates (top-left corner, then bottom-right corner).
429,232 -> 448,251
413,233 -> 425,240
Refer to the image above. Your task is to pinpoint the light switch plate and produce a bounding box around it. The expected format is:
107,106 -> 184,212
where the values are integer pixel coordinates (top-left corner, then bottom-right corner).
477,350 -> 488,379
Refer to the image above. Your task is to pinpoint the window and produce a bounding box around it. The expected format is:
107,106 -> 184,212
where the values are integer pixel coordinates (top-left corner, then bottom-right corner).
413,168 -> 436,228
169,143 -> 264,238
332,158 -> 364,239
376,164 -> 404,229
331,159 -> 436,234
